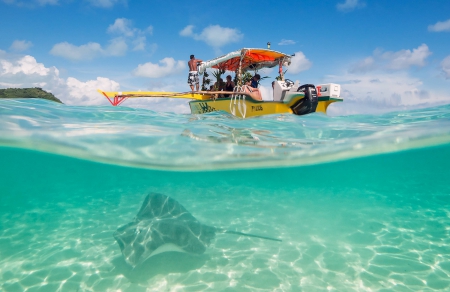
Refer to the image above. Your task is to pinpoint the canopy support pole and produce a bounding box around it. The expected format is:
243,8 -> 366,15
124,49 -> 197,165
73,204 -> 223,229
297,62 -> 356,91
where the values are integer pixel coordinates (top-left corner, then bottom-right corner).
237,49 -> 246,86
279,60 -> 284,81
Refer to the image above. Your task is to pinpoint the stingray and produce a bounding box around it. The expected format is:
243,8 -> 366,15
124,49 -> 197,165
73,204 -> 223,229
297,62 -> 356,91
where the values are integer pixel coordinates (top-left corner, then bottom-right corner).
114,193 -> 281,267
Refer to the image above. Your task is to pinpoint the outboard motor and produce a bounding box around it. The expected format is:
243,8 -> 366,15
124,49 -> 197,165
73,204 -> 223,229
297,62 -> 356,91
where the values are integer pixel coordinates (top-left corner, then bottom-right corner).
290,84 -> 318,115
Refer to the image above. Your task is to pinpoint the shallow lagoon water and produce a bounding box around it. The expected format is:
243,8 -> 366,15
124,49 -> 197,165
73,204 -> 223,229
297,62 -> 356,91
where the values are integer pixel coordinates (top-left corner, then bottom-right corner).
1,99 -> 450,291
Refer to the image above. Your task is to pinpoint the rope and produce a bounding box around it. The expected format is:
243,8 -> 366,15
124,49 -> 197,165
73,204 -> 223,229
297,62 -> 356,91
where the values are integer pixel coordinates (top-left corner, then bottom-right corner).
230,86 -> 247,118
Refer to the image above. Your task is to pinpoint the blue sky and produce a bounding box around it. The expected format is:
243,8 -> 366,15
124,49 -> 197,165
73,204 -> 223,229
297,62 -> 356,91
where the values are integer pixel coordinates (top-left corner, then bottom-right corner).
0,0 -> 449,115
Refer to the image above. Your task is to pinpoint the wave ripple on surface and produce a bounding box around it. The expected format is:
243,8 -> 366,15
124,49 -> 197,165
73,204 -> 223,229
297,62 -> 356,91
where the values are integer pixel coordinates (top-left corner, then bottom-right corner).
1,98 -> 450,170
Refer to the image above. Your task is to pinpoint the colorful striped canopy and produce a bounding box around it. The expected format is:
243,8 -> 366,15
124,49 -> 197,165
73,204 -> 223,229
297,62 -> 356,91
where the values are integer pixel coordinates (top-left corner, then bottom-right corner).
198,48 -> 291,73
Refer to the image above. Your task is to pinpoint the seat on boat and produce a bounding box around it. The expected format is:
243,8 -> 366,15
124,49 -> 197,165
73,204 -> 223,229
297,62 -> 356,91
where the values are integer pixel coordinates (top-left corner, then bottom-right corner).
273,80 -> 298,102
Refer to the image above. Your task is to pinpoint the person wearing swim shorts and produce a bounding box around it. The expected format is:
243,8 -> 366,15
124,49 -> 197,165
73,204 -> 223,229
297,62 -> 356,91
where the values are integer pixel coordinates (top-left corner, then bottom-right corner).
188,54 -> 203,91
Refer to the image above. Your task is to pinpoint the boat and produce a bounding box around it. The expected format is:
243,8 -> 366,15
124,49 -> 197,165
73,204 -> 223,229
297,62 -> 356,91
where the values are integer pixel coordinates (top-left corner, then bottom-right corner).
98,48 -> 343,118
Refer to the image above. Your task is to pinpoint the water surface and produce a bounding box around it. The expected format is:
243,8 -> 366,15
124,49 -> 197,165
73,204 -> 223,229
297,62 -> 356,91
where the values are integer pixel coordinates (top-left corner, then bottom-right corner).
1,99 -> 450,291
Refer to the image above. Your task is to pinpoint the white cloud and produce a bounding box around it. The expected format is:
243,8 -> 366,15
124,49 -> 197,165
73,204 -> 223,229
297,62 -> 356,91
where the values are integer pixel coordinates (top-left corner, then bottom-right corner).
107,18 -> 153,52
336,0 -> 365,12
0,52 -> 190,112
85,0 -> 127,8
350,56 -> 375,73
278,39 -> 296,45
105,37 -> 128,56
107,18 -> 136,37
180,25 -> 243,48
49,38 -> 132,61
0,52 -> 192,112
383,44 -> 432,70
0,53 -> 119,105
50,18 -> 156,61
133,57 -> 186,78
428,19 -> 450,32
350,44 -> 432,73
326,72 -> 449,115
288,51 -> 312,74
179,25 -> 194,37
10,40 -> 33,52
132,36 -> 146,51
38,0 -> 58,4
4,0 -> 127,7
1,55 -> 52,76
50,18 -> 153,61
65,77 -> 120,105
442,55 -> 450,79
2,0 -> 58,6
50,42 -> 103,61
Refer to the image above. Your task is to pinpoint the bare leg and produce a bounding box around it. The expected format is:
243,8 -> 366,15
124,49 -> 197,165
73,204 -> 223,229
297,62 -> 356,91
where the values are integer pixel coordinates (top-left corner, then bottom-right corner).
244,86 -> 262,101
190,85 -> 194,92
252,88 -> 263,100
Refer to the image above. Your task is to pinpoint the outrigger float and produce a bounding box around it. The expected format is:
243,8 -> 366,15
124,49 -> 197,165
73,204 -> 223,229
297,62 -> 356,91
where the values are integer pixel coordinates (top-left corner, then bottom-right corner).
98,48 -> 343,118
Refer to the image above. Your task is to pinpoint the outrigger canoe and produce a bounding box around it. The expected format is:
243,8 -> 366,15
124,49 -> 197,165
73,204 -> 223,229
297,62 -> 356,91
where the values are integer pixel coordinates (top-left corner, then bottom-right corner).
98,48 -> 343,118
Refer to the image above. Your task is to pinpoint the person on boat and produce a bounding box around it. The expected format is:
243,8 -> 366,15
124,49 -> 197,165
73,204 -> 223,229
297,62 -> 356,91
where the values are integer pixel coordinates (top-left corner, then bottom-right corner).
188,55 -> 203,92
223,75 -> 235,97
250,74 -> 261,89
243,74 -> 262,100
213,78 -> 225,91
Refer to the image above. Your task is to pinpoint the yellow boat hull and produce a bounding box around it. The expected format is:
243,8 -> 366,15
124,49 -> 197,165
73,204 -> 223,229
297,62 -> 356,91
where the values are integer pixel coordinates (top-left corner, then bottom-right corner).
98,90 -> 342,118
189,96 -> 342,118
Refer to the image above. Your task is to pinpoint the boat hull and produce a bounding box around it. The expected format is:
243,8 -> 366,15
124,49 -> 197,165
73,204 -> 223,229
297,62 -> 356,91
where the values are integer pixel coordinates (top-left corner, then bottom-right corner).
189,96 -> 342,118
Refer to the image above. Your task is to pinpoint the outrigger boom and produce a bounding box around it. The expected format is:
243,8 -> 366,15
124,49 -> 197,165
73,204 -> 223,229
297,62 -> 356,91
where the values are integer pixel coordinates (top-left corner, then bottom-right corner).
98,48 -> 343,118
98,89 -> 249,106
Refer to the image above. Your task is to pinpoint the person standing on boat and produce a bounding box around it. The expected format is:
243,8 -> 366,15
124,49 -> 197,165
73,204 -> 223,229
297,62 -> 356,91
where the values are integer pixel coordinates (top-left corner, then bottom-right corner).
188,55 -> 203,92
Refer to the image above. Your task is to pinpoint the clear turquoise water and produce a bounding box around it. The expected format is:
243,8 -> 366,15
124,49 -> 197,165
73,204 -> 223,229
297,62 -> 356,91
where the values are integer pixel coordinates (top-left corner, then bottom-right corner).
1,98 -> 450,291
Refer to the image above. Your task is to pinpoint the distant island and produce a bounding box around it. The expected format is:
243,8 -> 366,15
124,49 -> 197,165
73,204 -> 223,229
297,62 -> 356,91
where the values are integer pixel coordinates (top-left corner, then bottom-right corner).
0,88 -> 63,103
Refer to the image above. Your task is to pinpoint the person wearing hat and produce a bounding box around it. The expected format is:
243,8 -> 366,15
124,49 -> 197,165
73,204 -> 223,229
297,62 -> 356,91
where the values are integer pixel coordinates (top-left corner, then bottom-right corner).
187,54 -> 203,91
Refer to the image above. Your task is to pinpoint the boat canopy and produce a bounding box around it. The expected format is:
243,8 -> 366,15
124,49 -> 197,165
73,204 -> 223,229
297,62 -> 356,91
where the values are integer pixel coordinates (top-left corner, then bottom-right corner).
198,48 -> 291,74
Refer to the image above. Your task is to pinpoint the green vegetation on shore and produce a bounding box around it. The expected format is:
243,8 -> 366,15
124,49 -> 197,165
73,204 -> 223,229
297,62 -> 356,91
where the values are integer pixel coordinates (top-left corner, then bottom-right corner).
0,88 -> 63,103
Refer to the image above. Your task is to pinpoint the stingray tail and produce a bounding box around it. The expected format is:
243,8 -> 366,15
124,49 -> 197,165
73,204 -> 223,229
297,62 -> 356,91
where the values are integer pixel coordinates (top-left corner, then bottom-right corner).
220,230 -> 282,242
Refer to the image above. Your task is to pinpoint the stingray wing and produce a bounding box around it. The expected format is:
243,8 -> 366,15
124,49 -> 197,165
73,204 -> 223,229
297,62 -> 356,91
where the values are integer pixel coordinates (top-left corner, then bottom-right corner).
114,193 -> 216,267
135,193 -> 197,221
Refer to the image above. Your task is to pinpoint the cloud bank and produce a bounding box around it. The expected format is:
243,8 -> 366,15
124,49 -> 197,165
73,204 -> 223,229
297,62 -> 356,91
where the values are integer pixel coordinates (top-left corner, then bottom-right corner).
327,72 -> 448,116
